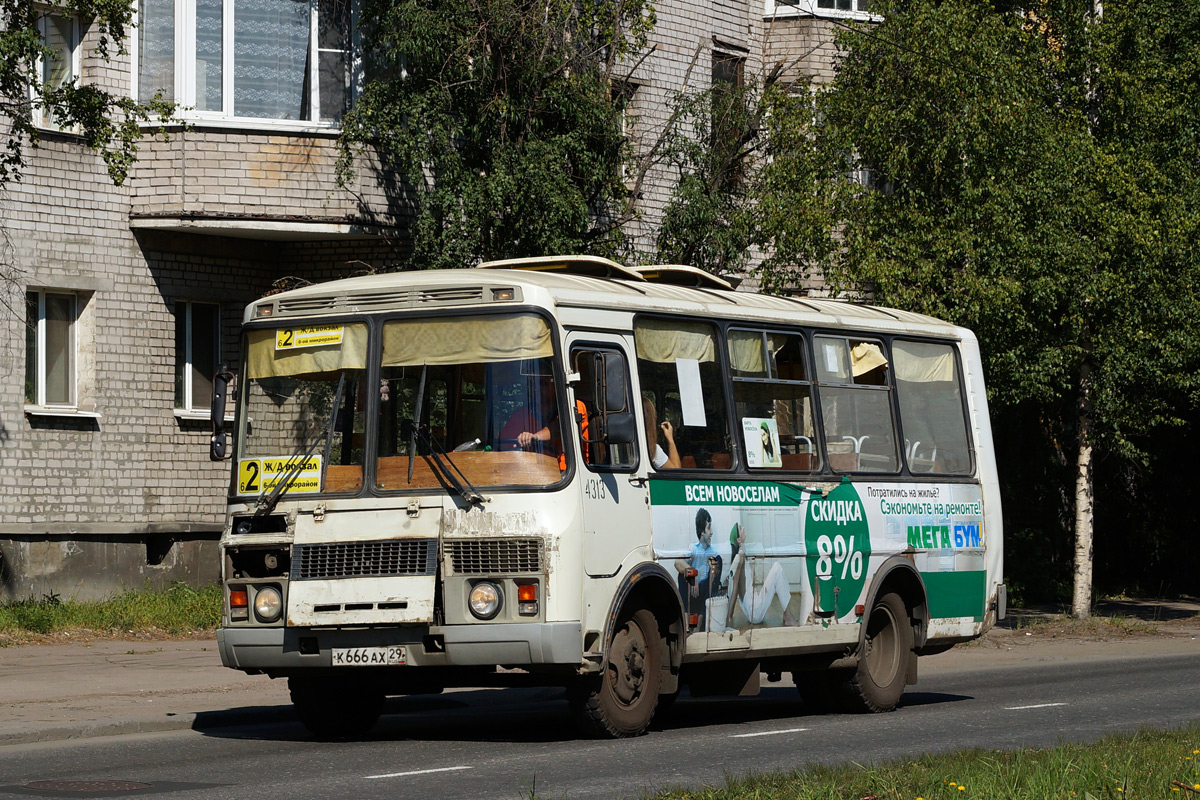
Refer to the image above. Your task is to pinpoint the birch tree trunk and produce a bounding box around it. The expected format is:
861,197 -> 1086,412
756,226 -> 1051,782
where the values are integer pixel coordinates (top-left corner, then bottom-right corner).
1071,361 -> 1095,620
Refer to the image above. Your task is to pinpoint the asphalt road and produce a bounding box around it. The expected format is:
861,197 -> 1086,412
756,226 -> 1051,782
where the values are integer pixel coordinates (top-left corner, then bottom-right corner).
1,653 -> 1198,800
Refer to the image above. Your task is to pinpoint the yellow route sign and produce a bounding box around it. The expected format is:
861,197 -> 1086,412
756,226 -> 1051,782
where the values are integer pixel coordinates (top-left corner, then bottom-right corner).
275,325 -> 344,350
237,455 -> 323,495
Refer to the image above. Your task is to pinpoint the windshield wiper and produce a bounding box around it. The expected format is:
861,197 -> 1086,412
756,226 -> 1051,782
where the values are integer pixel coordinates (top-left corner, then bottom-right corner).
403,419 -> 488,507
255,373 -> 346,516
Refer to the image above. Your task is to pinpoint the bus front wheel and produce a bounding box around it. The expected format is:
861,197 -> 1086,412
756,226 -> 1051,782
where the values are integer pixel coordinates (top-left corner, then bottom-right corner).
573,608 -> 663,738
840,591 -> 912,713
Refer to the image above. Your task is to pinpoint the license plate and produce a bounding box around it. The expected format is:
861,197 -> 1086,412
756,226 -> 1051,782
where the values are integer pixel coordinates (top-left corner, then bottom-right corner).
330,646 -> 407,666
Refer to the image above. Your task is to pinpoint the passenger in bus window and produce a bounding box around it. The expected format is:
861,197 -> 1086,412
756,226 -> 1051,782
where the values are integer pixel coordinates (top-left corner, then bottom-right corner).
643,397 -> 680,470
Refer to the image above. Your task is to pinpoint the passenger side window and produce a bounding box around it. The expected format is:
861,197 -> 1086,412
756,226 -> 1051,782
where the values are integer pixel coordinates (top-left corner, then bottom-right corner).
814,336 -> 899,473
728,328 -> 818,471
893,340 -> 973,475
634,318 -> 732,470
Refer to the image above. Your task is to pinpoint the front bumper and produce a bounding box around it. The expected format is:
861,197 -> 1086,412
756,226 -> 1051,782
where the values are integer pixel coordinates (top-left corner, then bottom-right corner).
218,621 -> 583,671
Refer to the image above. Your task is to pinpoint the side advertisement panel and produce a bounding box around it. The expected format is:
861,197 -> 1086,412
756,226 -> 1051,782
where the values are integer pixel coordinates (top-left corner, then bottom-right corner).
648,479 -> 986,640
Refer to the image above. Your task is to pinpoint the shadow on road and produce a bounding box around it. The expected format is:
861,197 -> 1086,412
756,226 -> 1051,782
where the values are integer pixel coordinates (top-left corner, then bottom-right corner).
194,684 -> 974,744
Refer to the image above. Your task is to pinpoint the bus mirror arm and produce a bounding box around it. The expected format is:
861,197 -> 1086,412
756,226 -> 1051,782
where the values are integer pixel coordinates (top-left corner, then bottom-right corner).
210,366 -> 235,461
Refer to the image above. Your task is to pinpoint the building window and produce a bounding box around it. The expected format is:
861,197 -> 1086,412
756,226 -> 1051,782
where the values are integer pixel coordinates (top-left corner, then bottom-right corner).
764,0 -> 875,20
711,51 -> 746,148
25,291 -> 78,407
137,0 -> 356,124
816,0 -> 870,11
31,12 -> 82,130
175,301 -> 221,412
712,52 -> 745,90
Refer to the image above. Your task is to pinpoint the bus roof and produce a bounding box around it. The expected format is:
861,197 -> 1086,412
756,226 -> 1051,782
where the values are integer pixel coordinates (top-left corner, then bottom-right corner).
245,262 -> 966,339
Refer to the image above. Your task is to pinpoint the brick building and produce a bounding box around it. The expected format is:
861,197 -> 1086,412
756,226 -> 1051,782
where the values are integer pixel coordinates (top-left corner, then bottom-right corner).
0,0 -> 871,600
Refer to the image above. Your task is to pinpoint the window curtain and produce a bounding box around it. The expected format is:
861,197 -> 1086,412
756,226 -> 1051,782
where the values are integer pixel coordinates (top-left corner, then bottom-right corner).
247,324 -> 368,378
195,0 -> 223,110
138,0 -> 175,103
235,0 -> 309,119
381,315 -> 553,367
634,318 -> 717,364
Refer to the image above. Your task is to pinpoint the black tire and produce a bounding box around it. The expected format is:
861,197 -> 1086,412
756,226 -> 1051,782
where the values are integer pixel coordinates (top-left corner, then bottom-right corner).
572,608 -> 663,738
839,591 -> 913,713
289,676 -> 385,739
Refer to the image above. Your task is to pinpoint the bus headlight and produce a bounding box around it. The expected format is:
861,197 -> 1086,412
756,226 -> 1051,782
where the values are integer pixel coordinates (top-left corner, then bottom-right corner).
253,585 -> 283,622
468,581 -> 503,620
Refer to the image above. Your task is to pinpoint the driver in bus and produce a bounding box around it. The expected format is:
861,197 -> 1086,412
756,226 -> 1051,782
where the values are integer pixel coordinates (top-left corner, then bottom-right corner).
501,376 -> 562,455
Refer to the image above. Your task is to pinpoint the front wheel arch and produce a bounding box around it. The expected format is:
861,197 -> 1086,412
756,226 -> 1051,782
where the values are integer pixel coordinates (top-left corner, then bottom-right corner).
600,561 -> 685,678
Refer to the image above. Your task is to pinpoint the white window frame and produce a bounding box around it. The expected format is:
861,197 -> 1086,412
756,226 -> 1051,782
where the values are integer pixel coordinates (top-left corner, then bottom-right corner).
133,0 -> 363,131
764,0 -> 879,22
175,300 -> 221,415
26,290 -> 78,409
30,11 -> 83,132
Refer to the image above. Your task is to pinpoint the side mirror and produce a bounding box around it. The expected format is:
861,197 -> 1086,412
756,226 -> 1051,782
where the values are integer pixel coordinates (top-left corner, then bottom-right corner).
210,367 -> 234,461
591,351 -> 635,445
602,352 -> 628,413
604,411 -> 636,445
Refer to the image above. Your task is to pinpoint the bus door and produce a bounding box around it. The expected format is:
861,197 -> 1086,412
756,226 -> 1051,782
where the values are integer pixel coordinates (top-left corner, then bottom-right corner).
567,336 -> 650,578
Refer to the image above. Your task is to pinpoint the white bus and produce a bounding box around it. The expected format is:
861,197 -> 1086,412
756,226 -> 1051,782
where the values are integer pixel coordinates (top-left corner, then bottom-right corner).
211,256 -> 1004,738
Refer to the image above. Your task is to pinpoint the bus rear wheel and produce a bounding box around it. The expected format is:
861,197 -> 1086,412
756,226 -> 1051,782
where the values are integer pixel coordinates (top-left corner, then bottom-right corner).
573,608 -> 663,738
289,676 -> 385,739
839,591 -> 912,713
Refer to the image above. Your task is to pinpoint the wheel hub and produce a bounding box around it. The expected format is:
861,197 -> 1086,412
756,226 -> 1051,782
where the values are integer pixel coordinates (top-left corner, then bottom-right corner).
611,622 -> 648,705
865,605 -> 900,685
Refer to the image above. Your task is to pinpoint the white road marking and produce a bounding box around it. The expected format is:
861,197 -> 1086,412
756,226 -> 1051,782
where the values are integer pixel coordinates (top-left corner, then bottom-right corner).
731,727 -> 809,738
1004,702 -> 1067,710
365,766 -> 473,780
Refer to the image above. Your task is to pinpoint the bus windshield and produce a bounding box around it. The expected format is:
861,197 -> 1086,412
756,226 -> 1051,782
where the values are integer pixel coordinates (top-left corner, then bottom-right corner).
237,323 -> 369,497
233,313 -> 566,499
374,313 -> 564,492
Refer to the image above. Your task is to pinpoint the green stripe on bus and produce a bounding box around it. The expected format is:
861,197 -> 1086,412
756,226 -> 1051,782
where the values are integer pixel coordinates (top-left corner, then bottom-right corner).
921,570 -> 986,620
648,479 -> 807,507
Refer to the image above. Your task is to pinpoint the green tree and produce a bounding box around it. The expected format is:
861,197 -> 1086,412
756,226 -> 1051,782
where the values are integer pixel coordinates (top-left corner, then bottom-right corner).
337,0 -> 656,269
652,65 -> 783,275
1,0 -> 173,186
755,0 -> 1200,617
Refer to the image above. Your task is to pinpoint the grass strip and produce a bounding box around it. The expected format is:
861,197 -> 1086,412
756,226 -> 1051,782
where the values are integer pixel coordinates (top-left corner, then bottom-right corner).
644,724 -> 1200,800
0,582 -> 221,641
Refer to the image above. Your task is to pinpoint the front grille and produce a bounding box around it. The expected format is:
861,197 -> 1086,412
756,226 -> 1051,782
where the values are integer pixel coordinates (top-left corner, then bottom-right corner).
444,538 -> 543,575
293,539 -> 437,580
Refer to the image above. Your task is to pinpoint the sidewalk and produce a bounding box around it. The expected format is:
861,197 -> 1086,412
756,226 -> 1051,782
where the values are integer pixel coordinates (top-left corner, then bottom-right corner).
1,602 -> 1197,747
0,639 -> 292,746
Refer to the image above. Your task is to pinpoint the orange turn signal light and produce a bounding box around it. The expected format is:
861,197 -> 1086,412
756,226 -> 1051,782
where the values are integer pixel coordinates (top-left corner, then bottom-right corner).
229,588 -> 248,608
517,584 -> 537,603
